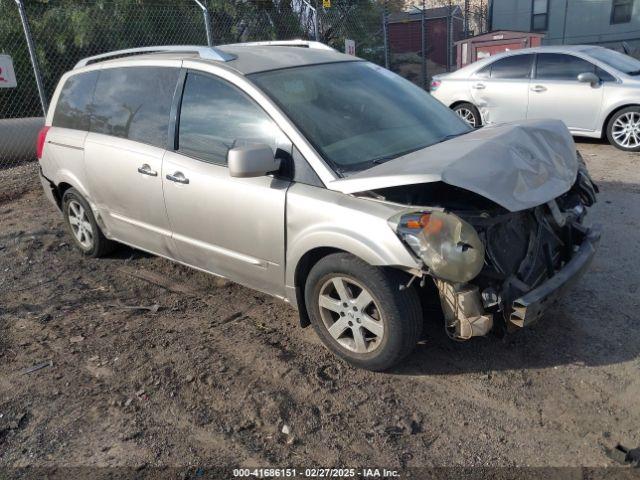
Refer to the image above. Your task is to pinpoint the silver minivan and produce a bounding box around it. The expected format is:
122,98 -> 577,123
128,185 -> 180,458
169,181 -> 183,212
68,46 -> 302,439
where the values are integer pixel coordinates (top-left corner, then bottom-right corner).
38,42 -> 600,371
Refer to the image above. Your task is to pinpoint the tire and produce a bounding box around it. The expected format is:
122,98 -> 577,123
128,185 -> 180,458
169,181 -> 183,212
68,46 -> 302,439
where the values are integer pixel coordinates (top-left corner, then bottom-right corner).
62,188 -> 115,257
304,253 -> 423,371
606,106 -> 640,152
453,102 -> 482,128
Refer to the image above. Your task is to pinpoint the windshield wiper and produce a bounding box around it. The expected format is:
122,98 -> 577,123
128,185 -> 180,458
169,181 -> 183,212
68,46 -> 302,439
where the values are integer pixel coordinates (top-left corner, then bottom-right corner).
627,69 -> 640,76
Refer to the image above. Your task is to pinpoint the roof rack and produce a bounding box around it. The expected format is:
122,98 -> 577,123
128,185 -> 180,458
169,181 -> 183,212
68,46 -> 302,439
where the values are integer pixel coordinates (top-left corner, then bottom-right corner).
74,45 -> 237,69
223,40 -> 335,51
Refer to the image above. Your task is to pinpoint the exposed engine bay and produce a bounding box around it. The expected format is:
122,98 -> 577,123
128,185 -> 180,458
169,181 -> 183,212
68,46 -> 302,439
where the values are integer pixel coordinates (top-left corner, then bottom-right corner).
370,155 -> 600,340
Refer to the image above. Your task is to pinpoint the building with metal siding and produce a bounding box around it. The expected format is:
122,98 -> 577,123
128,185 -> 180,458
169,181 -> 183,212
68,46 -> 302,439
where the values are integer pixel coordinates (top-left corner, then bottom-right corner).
488,0 -> 640,54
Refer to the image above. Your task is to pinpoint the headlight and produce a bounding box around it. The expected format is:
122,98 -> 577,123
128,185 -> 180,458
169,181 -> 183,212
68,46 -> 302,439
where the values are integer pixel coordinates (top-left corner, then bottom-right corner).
389,210 -> 484,283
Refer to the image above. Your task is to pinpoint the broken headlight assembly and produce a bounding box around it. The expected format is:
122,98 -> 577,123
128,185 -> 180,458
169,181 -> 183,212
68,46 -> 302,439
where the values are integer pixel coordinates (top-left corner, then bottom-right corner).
389,210 -> 485,283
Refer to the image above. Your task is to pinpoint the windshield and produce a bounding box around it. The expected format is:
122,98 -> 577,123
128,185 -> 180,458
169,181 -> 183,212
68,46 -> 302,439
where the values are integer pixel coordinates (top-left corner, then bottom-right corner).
586,47 -> 640,75
250,62 -> 470,174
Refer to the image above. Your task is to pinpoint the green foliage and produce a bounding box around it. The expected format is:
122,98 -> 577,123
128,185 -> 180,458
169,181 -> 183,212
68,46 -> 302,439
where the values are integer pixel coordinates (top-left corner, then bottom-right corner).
0,0 -> 395,117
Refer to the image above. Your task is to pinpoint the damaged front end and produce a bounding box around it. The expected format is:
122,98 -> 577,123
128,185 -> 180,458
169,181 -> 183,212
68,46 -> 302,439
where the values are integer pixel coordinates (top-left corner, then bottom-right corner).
383,156 -> 601,340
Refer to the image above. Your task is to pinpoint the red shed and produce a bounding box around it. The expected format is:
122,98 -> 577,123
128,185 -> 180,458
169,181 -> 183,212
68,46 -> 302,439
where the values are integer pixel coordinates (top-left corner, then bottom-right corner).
387,6 -> 464,71
455,30 -> 545,69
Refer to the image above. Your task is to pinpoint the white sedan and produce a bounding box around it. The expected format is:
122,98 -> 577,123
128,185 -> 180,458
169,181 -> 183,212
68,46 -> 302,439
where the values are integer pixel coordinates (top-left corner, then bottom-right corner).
431,45 -> 640,151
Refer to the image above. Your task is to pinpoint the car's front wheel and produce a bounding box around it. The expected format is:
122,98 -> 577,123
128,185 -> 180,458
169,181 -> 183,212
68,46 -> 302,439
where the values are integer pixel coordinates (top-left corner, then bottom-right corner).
606,106 -> 640,152
453,102 -> 482,128
62,188 -> 115,257
305,253 -> 423,371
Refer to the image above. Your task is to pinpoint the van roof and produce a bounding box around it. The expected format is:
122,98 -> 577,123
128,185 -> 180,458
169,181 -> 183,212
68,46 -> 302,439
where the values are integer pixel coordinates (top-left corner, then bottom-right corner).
76,42 -> 356,75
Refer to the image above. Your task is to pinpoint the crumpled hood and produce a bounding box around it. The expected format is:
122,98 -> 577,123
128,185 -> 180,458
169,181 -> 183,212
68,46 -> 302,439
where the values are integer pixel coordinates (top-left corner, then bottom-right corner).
329,119 -> 578,212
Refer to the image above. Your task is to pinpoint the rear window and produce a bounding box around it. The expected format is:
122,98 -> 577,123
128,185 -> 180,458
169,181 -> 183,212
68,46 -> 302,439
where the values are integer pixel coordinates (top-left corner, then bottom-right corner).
90,67 -> 179,148
52,72 -> 98,131
486,55 -> 534,79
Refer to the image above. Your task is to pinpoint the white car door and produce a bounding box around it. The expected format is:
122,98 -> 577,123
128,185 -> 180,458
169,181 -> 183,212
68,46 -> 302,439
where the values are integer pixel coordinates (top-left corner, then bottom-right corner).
470,53 -> 534,124
526,53 -> 606,133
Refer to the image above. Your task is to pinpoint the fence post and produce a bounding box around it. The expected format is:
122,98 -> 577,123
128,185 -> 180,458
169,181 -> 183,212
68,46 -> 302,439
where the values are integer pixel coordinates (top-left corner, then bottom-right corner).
193,0 -> 213,46
382,2 -> 389,70
421,0 -> 427,90
14,0 -> 48,116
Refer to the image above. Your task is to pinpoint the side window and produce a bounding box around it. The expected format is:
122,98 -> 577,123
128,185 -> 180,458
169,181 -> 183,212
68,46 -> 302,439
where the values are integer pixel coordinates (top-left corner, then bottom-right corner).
488,55 -> 533,80
536,53 -> 597,81
91,67 -> 179,148
596,67 -> 616,82
177,72 -> 281,166
52,72 -> 98,131
475,64 -> 491,79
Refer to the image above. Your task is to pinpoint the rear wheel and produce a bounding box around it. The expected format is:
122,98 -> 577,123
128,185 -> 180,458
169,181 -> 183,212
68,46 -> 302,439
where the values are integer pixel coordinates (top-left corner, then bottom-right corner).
453,102 -> 481,128
606,106 -> 640,152
62,188 -> 115,257
304,253 -> 422,371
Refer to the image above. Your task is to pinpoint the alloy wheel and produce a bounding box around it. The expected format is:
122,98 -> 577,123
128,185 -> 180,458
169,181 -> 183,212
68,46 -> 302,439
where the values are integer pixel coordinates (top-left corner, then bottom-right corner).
67,200 -> 94,250
612,111 -> 640,149
317,276 -> 384,354
455,107 -> 477,128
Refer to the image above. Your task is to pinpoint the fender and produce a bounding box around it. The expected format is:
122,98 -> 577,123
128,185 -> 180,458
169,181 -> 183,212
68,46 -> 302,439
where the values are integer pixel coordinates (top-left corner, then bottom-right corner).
284,183 -> 422,306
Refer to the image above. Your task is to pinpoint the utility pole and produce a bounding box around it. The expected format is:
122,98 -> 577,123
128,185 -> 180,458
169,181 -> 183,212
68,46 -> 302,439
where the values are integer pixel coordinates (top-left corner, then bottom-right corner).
382,0 -> 390,69
14,0 -> 48,115
421,0 -> 427,89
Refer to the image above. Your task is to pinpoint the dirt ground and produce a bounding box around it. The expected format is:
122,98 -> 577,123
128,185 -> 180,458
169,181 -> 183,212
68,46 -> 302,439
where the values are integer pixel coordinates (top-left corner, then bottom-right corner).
0,139 -> 639,475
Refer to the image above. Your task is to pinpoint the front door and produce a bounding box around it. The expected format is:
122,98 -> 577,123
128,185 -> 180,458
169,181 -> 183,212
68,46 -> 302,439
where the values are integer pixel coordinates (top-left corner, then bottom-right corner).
470,53 -> 534,124
162,71 -> 292,297
526,53 -> 605,133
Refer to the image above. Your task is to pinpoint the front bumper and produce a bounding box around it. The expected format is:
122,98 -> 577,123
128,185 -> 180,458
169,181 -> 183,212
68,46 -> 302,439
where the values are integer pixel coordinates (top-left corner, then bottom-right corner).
509,224 -> 602,327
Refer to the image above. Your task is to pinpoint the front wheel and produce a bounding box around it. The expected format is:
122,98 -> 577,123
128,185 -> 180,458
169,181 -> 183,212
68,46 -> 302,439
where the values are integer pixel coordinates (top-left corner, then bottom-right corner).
606,107 -> 640,152
304,253 -> 423,371
453,102 -> 482,128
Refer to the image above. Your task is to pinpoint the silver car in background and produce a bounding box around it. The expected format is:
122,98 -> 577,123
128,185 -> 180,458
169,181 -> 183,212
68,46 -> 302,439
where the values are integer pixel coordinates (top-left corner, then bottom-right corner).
431,45 -> 640,151
38,42 -> 599,371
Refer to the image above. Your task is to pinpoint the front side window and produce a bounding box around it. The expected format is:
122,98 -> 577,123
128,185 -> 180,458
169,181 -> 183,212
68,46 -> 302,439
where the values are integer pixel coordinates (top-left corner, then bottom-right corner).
52,72 -> 98,131
91,67 -> 179,148
532,0 -> 549,31
536,53 -> 597,80
250,62 -> 470,174
177,72 -> 281,166
611,0 -> 634,24
487,55 -> 534,79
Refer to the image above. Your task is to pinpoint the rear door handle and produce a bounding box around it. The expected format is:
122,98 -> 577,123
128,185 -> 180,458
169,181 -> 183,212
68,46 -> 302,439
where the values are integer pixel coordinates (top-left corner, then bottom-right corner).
137,164 -> 158,176
472,83 -> 486,90
530,85 -> 547,93
166,171 -> 190,185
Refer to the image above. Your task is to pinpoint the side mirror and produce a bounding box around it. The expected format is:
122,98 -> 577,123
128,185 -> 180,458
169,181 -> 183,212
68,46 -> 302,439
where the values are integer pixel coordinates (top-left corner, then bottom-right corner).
577,72 -> 600,86
228,144 -> 280,178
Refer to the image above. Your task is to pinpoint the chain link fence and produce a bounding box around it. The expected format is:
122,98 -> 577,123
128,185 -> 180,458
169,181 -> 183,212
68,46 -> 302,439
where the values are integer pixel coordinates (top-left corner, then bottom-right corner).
384,0 -> 487,89
0,0 -> 480,198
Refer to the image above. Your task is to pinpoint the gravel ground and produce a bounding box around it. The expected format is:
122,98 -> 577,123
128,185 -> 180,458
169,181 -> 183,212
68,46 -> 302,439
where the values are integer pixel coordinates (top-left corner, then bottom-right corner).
0,139 -> 639,475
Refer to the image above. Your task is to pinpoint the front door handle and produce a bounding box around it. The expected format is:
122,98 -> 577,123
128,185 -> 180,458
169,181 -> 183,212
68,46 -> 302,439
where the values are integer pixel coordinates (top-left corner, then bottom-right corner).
472,83 -> 486,90
137,164 -> 158,176
530,85 -> 547,93
166,171 -> 190,185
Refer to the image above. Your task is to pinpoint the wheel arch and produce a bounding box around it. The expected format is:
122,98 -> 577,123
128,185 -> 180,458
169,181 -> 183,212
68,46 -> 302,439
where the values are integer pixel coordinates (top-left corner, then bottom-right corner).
293,247 -> 346,328
290,244 -> 418,328
602,103 -> 640,139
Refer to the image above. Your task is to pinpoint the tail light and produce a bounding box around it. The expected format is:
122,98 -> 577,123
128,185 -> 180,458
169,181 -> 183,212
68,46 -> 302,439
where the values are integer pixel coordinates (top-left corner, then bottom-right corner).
430,79 -> 441,92
36,126 -> 50,160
